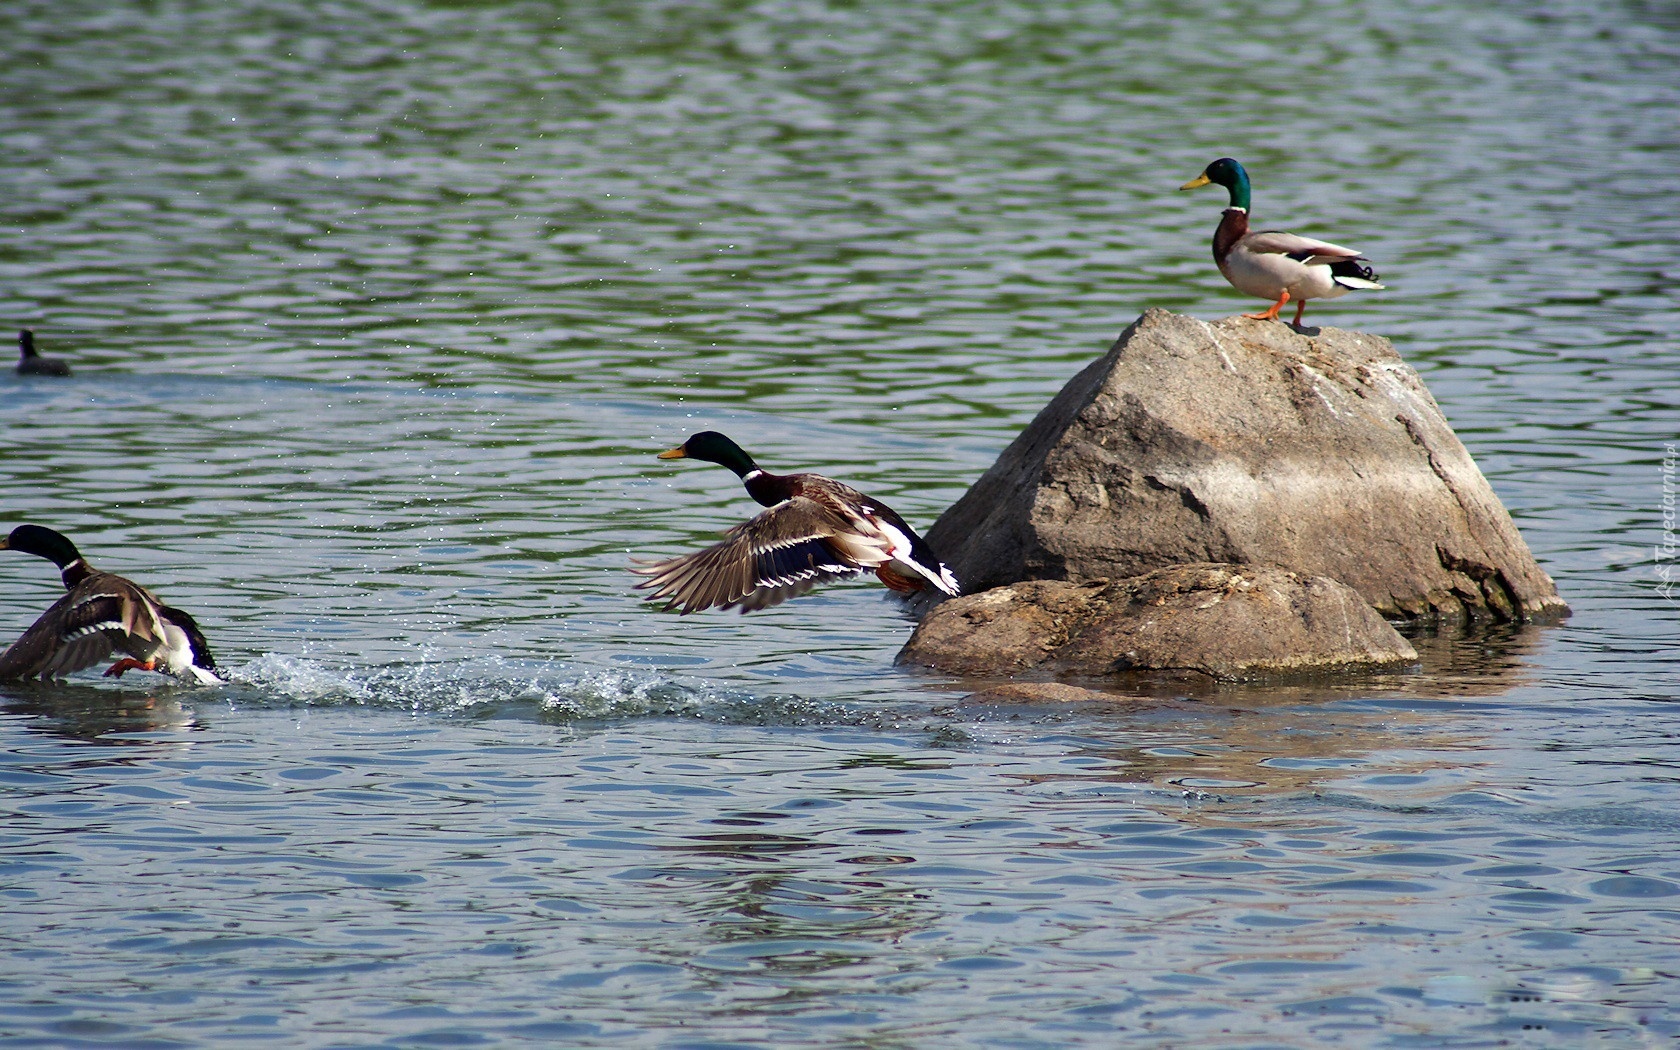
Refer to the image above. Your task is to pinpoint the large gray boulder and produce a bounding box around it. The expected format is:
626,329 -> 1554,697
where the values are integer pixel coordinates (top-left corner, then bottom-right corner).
900,564 -> 1418,680
924,309 -> 1566,623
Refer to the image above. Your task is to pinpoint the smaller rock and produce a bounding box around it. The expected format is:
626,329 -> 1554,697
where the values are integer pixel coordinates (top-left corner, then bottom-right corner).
899,563 -> 1417,681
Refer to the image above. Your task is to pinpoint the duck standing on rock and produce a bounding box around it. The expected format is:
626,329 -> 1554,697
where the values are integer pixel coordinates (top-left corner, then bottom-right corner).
15,329 -> 72,376
632,431 -> 960,614
0,525 -> 220,683
1180,157 -> 1384,326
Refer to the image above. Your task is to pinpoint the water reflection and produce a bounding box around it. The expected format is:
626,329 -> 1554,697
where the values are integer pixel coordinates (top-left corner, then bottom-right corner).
1401,622 -> 1549,694
677,868 -> 929,945
950,618 -> 1547,708
992,707 -> 1473,801
942,624 -> 1555,800
0,682 -> 200,742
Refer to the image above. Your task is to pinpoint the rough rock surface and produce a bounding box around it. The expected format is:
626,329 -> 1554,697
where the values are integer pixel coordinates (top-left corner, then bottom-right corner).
899,564 -> 1418,680
923,309 -> 1567,623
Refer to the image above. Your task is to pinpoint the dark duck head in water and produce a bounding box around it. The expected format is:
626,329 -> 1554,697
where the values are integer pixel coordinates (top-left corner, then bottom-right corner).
15,329 -> 72,377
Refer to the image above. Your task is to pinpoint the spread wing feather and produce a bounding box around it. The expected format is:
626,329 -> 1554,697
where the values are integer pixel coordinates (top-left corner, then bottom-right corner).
632,497 -> 871,614
0,592 -> 127,679
0,575 -> 165,681
722,578 -> 825,612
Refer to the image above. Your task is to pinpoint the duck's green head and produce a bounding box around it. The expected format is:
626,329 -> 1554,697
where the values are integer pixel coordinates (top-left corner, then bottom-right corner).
1180,157 -> 1251,211
1,524 -> 83,568
658,431 -> 758,477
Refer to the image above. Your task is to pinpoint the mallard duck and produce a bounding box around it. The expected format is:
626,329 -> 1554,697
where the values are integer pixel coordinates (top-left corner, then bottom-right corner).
631,431 -> 960,614
1180,157 -> 1384,326
0,525 -> 220,684
15,329 -> 72,377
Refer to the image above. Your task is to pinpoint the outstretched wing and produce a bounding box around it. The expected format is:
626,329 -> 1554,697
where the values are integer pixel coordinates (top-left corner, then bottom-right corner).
631,497 -> 867,614
0,591 -> 132,680
0,571 -> 173,681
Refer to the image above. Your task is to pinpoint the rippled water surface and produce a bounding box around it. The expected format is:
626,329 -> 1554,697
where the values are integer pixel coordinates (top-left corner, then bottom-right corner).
3,1 -> 1678,1046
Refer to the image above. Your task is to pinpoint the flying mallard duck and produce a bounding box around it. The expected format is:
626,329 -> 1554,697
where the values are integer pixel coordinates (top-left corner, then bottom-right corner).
0,525 -> 220,683
631,431 -> 960,614
1180,157 -> 1384,326
15,329 -> 72,377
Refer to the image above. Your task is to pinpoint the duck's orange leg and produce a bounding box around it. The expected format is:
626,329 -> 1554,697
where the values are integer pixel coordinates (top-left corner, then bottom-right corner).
1292,298 -> 1307,326
1245,290 -> 1289,321
104,658 -> 157,678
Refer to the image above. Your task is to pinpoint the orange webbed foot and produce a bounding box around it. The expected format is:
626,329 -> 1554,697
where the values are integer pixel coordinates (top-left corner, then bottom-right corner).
104,658 -> 157,678
1244,291 -> 1290,321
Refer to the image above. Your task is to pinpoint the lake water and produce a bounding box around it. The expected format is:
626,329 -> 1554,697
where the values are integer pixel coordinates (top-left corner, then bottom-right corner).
2,1 -> 1677,1046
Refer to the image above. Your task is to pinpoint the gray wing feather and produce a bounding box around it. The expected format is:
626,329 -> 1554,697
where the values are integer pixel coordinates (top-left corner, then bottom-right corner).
632,497 -> 866,614
1243,230 -> 1364,260
0,577 -> 162,681
0,592 -> 127,679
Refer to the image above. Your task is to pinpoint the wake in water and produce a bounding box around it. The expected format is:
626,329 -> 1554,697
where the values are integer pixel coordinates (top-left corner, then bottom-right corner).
224,652 -> 937,730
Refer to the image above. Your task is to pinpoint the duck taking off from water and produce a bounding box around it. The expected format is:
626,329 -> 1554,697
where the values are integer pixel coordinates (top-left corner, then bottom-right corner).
631,431 -> 960,614
1180,157 -> 1384,326
15,329 -> 72,377
0,525 -> 220,683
